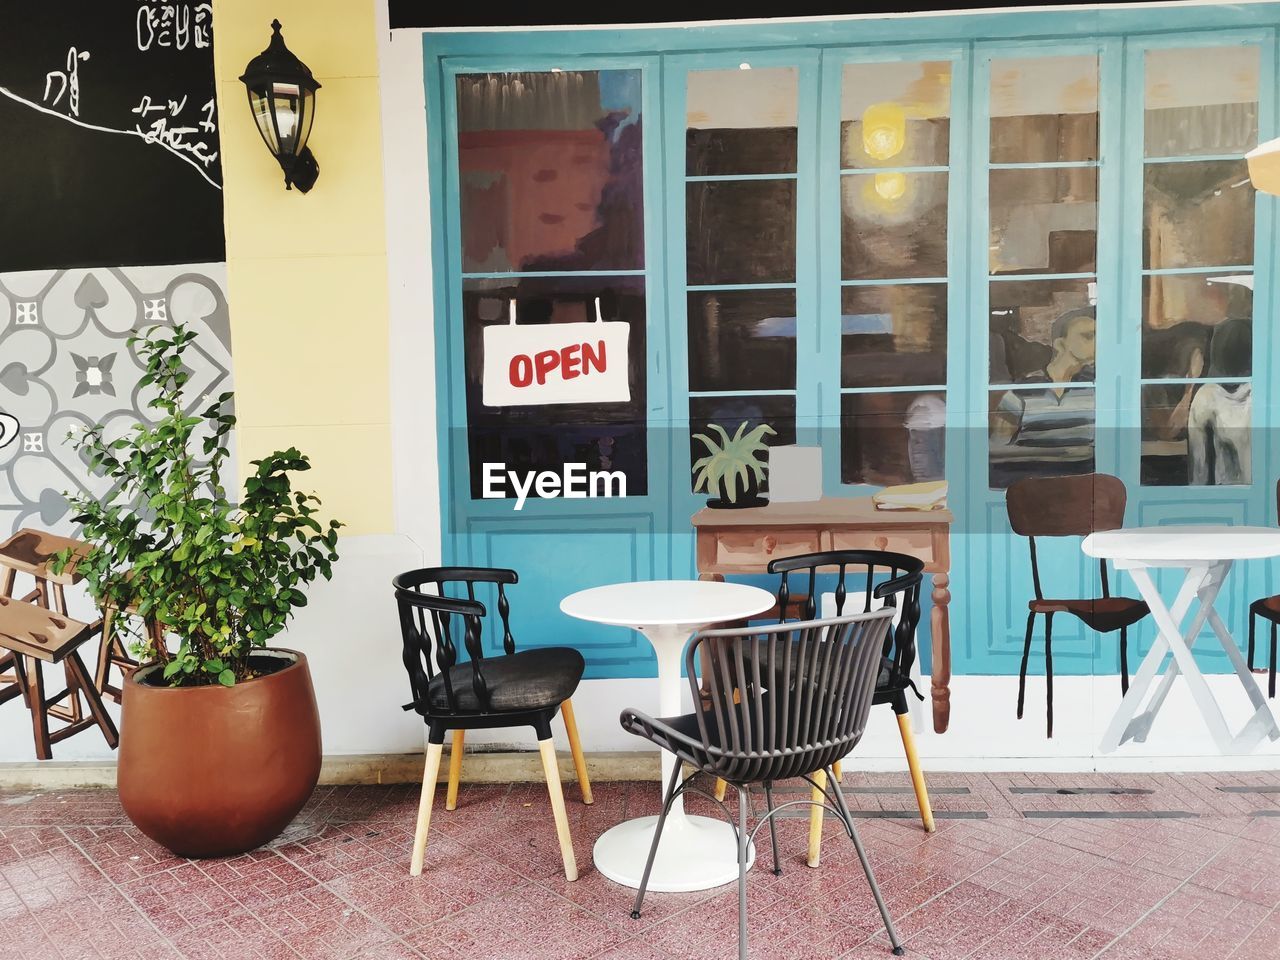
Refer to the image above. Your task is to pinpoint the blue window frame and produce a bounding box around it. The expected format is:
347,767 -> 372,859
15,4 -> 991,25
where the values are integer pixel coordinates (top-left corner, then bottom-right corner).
422,6 -> 1280,680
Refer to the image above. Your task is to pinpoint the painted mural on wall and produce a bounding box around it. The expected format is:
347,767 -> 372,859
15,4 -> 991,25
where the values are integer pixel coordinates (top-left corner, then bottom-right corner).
0,3 -> 228,538
0,1 -> 223,271
0,265 -> 233,536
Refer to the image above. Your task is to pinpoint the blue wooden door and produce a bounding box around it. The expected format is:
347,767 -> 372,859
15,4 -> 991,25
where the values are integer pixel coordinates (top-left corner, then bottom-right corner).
429,55 -> 672,677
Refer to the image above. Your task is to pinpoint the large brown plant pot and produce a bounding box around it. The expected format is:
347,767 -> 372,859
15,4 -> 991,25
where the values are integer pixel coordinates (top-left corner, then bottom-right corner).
118,648 -> 322,858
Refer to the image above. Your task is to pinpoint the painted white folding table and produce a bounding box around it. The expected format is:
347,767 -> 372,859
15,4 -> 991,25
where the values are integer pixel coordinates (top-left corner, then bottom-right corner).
1083,526 -> 1280,755
560,579 -> 775,891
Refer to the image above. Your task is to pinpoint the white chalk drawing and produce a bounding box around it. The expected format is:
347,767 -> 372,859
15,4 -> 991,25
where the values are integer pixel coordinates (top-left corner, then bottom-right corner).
0,264 -> 233,535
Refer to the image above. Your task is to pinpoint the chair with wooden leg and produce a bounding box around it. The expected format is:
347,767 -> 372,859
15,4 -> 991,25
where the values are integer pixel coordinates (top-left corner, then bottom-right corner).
393,566 -> 591,879
0,527 -> 138,704
0,596 -> 119,758
710,550 -> 936,848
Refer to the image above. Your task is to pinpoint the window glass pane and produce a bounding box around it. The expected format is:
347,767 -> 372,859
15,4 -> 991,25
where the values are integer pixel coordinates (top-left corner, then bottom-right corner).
840,61 -> 951,169
689,396 -> 796,494
989,279 -> 1095,382
1142,381 -> 1252,486
1145,46 -> 1259,157
687,180 -> 796,285
989,385 -> 1095,489
990,55 -> 1098,163
1143,160 -> 1255,269
687,67 -> 797,175
1142,274 -> 1252,379
842,391 -> 945,486
841,172 -> 948,280
457,70 -> 644,273
989,167 -> 1097,276
462,276 -> 647,499
841,284 -> 947,388
688,290 -> 796,392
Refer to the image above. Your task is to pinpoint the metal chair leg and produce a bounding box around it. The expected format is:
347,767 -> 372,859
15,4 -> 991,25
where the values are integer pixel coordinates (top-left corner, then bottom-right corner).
829,769 -> 904,956
1017,611 -> 1035,719
631,759 -> 683,920
1248,611 -> 1257,671
1044,612 -> 1055,739
737,784 -> 750,960
763,782 -> 782,875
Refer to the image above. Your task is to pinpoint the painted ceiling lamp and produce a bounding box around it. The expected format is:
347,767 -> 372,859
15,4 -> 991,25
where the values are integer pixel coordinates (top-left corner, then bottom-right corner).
1247,136 -> 1280,196
863,101 -> 907,201
239,19 -> 320,193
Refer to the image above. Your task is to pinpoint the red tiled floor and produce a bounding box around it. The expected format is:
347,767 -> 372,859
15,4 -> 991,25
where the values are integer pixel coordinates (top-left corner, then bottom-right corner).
1,770 -> 1279,959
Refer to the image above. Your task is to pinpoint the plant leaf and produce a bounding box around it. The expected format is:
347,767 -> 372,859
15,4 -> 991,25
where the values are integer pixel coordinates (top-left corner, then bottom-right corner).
217,669 -> 236,687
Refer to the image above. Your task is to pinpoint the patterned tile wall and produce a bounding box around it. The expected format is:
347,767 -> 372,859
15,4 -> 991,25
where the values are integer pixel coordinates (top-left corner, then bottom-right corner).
0,264 -> 233,535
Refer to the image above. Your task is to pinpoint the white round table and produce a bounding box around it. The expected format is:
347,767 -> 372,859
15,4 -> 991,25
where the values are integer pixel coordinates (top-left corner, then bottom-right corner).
1083,525 -> 1280,755
560,579 -> 775,892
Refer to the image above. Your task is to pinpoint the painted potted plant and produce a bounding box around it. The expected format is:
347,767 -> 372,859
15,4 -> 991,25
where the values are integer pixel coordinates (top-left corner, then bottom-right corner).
55,324 -> 341,858
692,421 -> 775,508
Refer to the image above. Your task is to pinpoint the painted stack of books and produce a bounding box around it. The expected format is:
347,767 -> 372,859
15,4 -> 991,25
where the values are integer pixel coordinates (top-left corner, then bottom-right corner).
872,481 -> 948,512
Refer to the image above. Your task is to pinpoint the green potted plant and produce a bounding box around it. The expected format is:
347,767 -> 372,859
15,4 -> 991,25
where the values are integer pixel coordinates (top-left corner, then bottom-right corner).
692,421 -> 776,508
56,323 -> 341,857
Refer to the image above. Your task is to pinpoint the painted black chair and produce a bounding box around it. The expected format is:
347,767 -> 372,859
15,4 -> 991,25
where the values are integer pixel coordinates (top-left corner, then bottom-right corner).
1247,480 -> 1280,699
1006,473 -> 1148,738
622,608 -> 906,960
393,566 -> 592,880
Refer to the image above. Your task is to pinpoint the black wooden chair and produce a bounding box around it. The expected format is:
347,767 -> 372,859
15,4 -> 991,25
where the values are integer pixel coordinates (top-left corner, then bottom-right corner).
770,551 -> 935,860
712,550 -> 935,848
1247,480 -> 1280,699
622,609 -> 905,960
1006,473 -> 1148,738
393,566 -> 592,880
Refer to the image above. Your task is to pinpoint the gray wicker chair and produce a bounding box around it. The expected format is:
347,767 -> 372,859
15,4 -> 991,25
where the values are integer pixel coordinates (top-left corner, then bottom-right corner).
621,608 -> 906,959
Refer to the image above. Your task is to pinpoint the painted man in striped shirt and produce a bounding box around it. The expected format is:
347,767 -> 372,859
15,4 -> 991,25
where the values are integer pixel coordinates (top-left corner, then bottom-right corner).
990,308 -> 1096,487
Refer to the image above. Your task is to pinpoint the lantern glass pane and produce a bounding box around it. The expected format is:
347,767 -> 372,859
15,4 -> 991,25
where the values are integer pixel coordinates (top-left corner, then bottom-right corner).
270,82 -> 302,156
249,90 -> 280,154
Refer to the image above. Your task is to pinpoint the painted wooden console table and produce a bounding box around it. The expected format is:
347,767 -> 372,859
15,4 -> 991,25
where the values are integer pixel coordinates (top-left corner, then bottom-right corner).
691,496 -> 955,733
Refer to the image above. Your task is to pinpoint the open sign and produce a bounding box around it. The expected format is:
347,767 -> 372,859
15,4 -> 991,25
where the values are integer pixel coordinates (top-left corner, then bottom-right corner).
482,299 -> 631,407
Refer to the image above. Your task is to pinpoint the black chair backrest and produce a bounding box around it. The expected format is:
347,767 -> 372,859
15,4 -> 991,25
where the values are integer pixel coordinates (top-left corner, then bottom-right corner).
392,566 -> 518,717
1006,473 -> 1128,600
685,609 -> 895,782
768,550 -> 924,691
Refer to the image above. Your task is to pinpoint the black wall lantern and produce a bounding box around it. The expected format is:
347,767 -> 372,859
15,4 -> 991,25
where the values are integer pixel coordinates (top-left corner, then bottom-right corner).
239,19 -> 320,193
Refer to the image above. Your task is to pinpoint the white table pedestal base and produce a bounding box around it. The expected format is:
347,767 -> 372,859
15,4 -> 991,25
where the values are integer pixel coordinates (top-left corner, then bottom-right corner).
593,811 -> 753,892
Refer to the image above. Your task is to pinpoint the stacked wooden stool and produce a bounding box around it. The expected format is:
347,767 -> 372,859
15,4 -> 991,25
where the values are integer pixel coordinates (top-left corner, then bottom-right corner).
0,528 -> 131,758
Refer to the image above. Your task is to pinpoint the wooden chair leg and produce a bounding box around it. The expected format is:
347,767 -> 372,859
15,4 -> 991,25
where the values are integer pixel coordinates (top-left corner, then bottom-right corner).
538,737 -> 578,881
445,730 -> 465,811
833,760 -> 843,782
714,777 -> 728,802
410,740 -> 443,876
897,712 -> 934,833
560,700 -> 593,805
67,652 -> 119,749
807,767 -> 827,868
15,656 -> 51,760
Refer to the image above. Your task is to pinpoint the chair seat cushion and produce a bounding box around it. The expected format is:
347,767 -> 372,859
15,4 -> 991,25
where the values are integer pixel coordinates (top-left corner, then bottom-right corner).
426,646 -> 584,714
1029,597 -> 1148,631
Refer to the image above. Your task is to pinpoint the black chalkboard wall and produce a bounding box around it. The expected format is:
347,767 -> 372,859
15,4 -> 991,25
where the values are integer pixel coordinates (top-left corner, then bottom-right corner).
0,2 -> 224,272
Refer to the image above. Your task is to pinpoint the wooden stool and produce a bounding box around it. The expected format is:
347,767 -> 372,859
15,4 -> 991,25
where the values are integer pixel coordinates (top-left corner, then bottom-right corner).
0,528 -> 137,704
0,595 -> 119,758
